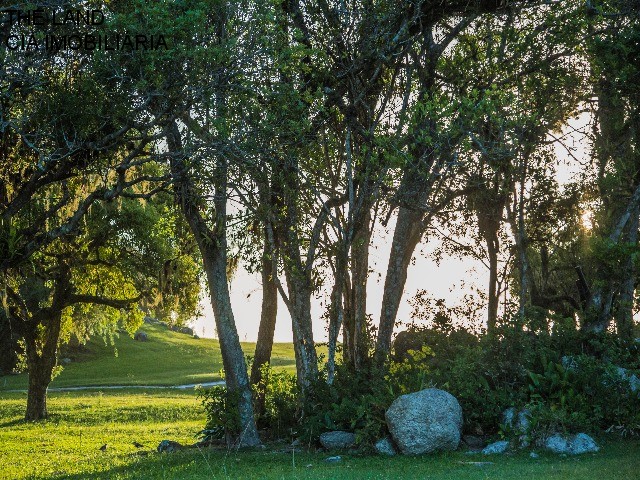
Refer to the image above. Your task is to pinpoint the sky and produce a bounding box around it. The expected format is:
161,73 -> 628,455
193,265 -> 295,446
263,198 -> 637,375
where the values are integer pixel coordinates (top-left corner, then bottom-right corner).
192,217 -> 482,342
191,112 -> 591,343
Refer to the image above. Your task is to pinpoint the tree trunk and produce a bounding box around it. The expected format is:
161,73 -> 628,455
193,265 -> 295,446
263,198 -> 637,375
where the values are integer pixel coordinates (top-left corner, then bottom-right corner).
327,247 -> 347,384
486,230 -> 500,332
616,204 -> 640,341
350,209 -> 371,369
167,122 -> 260,447
283,263 -> 319,390
374,205 -> 424,363
25,355 -> 54,421
24,310 -> 63,421
250,229 -> 279,416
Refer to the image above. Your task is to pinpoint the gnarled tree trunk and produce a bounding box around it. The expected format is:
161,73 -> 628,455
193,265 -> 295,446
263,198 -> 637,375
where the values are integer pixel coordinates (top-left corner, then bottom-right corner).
167,122 -> 260,447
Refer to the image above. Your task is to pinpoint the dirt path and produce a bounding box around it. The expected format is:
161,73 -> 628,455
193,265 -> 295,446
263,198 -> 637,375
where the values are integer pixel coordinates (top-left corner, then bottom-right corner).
5,380 -> 225,393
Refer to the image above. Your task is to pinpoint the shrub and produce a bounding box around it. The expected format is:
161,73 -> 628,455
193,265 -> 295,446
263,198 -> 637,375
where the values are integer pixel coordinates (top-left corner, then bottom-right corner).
197,385 -> 241,446
254,363 -> 299,438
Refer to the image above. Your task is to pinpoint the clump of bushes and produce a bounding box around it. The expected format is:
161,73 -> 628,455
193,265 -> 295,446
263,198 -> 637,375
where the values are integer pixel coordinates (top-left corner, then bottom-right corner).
199,313 -> 640,448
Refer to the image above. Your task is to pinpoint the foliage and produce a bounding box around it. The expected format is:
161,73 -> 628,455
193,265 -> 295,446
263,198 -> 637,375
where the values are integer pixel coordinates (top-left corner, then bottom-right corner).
253,363 -> 299,439
301,364 -> 395,448
197,384 -> 241,444
525,355 -> 640,441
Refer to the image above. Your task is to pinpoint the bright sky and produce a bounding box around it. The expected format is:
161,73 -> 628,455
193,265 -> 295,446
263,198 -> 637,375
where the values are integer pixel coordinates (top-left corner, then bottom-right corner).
192,217 -> 482,342
192,113 -> 591,342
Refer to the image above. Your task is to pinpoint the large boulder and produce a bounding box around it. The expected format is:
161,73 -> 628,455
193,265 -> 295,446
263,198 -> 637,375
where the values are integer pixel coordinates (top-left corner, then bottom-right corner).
386,388 -> 463,455
319,431 -> 356,450
393,330 -> 428,361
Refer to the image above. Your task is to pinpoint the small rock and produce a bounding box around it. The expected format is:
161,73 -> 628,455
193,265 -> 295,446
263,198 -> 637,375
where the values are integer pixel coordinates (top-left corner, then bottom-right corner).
482,440 -> 509,455
374,437 -> 397,456
157,440 -> 185,453
570,433 -> 599,454
319,431 -> 356,450
501,407 -> 530,434
61,358 -> 72,365
134,331 -> 148,342
462,435 -> 486,449
324,455 -> 342,463
544,434 -> 570,454
543,433 -> 598,455
615,366 -> 640,393
501,407 -> 516,428
193,334 -> 200,339
530,452 -> 539,459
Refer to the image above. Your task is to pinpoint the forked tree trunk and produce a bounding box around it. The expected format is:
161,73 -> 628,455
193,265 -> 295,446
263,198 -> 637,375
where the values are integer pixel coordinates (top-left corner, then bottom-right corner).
167,123 -> 260,447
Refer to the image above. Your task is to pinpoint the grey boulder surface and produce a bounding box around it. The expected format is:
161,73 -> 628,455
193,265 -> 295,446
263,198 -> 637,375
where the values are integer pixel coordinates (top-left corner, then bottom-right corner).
374,437 -> 397,456
319,431 -> 356,450
386,388 -> 463,455
543,433 -> 599,455
482,440 -> 510,455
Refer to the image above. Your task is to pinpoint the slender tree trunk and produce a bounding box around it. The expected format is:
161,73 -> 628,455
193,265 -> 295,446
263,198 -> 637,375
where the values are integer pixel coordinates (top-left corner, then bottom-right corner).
327,247 -> 347,384
374,205 -> 424,363
617,204 -> 640,341
283,262 -> 318,390
250,229 -> 279,416
350,209 -> 371,368
486,230 -> 500,332
167,123 -> 260,447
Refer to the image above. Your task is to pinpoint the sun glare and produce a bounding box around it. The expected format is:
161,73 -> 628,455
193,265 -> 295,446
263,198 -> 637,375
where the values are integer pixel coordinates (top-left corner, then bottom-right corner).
581,210 -> 593,230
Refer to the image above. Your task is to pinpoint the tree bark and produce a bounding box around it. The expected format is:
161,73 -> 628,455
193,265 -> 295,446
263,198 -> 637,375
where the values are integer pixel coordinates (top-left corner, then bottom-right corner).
374,205 -> 424,363
167,122 -> 260,447
327,246 -> 347,384
344,209 -> 371,369
25,353 -> 55,421
486,229 -> 500,332
282,261 -> 319,390
616,204 -> 640,340
24,308 -> 63,421
250,228 -> 279,416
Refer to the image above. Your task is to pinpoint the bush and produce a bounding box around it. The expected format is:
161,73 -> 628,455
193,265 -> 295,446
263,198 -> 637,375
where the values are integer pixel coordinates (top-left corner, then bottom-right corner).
197,385 -> 241,446
524,355 -> 640,439
253,363 -> 299,438
301,363 -> 395,448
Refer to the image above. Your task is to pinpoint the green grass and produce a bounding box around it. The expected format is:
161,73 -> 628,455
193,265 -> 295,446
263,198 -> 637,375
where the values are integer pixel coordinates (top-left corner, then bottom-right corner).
1,390 -> 639,480
0,323 -> 297,391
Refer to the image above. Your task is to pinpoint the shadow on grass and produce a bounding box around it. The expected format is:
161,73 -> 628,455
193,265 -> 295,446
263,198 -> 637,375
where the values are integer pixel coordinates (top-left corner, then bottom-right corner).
46,451 -> 210,480
0,418 -> 25,428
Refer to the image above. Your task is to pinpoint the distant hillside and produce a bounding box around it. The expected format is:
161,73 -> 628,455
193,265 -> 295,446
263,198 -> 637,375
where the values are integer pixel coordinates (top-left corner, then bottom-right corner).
0,323 -> 296,391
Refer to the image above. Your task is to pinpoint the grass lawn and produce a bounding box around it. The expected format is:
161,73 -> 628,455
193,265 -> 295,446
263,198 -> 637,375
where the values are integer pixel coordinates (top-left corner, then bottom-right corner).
0,323 -> 297,391
1,390 -> 639,480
